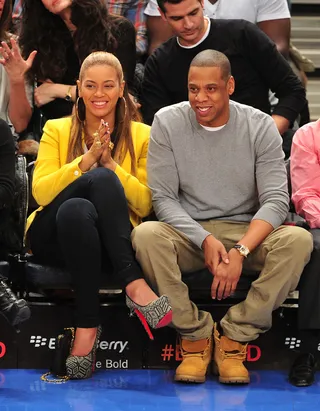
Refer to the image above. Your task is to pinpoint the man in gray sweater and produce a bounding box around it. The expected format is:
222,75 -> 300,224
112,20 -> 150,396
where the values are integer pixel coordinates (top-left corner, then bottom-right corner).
132,50 -> 313,384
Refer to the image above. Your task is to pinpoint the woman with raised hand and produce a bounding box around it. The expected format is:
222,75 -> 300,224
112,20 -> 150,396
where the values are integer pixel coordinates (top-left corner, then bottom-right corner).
26,51 -> 172,380
0,0 -> 36,133
19,0 -> 136,121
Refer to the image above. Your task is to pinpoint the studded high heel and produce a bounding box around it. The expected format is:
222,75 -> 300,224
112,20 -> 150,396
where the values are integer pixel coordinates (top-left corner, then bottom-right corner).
126,295 -> 172,340
66,325 -> 102,379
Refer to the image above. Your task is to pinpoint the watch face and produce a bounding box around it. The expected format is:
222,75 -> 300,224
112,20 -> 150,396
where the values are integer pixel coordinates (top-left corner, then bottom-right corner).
240,246 -> 249,256
65,95 -> 72,102
234,245 -> 249,257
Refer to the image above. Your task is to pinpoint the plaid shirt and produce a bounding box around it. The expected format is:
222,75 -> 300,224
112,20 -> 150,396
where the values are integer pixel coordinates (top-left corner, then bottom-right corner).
107,0 -> 148,56
13,0 -> 22,20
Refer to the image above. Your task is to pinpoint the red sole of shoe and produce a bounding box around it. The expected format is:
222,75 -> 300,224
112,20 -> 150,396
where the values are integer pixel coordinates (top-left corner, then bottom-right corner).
156,310 -> 173,329
134,309 -> 154,340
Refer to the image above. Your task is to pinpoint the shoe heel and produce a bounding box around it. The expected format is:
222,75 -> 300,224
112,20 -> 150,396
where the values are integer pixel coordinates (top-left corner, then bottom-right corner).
134,309 -> 154,340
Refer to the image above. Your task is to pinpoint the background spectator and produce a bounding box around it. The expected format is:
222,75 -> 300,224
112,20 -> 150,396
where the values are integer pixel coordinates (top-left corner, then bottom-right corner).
0,0 -> 34,133
108,0 -> 148,57
19,0 -> 136,122
289,119 -> 320,387
141,0 -> 306,146
145,0 -> 291,56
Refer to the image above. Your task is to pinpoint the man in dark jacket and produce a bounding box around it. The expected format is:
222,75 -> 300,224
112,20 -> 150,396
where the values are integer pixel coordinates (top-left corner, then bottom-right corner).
141,0 -> 306,139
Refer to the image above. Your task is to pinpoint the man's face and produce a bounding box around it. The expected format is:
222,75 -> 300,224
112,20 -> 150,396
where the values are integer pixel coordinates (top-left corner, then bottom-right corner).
188,66 -> 235,127
160,0 -> 206,47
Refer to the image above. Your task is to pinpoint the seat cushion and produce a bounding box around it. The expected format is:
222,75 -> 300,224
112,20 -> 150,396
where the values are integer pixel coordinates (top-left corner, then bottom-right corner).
183,268 -> 259,300
25,259 -> 258,301
25,262 -> 122,290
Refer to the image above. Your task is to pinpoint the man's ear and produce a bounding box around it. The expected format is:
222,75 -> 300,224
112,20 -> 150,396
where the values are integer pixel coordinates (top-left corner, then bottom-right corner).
227,76 -> 235,96
159,8 -> 167,22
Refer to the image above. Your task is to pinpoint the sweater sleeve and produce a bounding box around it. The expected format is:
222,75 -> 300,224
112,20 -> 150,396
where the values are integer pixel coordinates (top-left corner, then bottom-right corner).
148,116 -> 211,248
241,21 -> 306,124
114,131 -> 152,218
253,117 -> 289,228
113,17 -> 136,93
141,52 -> 173,125
32,121 -> 84,207
291,122 -> 320,228
0,120 -> 15,209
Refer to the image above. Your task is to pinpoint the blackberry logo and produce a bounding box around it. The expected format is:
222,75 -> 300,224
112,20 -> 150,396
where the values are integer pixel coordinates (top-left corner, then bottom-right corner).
285,337 -> 301,349
30,336 -> 47,347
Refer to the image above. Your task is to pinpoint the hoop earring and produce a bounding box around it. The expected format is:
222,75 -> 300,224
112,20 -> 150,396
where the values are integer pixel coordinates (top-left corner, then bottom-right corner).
76,97 -> 86,122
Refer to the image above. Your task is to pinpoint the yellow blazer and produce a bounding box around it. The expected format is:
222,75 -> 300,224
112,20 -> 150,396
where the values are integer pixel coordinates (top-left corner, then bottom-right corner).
26,117 -> 152,232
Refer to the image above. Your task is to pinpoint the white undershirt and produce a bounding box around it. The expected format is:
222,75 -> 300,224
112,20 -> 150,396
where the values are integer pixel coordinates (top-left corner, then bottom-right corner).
200,123 -> 227,132
204,0 -> 220,17
145,0 -> 290,23
177,17 -> 211,49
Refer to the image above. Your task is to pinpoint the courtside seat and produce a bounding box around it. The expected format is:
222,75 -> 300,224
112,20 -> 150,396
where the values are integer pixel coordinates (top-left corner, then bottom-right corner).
183,268 -> 258,302
24,257 -> 122,293
23,254 -> 258,303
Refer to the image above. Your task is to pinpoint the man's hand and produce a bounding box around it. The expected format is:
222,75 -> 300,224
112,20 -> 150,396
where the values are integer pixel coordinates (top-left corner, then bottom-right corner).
202,235 -> 229,276
211,248 -> 244,300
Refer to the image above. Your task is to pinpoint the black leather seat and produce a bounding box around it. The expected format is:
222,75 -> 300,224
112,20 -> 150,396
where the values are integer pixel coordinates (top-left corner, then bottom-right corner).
24,255 -> 258,302
25,258 -> 122,291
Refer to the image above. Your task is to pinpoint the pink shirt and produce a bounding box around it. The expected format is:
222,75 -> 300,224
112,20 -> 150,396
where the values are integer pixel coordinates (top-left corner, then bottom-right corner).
291,119 -> 320,228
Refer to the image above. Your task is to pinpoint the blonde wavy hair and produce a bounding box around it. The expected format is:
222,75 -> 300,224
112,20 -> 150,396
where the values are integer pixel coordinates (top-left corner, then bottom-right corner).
67,51 -> 141,174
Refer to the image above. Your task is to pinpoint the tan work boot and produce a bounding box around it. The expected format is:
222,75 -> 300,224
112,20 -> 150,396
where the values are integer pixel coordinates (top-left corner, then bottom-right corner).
213,324 -> 250,384
174,336 -> 213,383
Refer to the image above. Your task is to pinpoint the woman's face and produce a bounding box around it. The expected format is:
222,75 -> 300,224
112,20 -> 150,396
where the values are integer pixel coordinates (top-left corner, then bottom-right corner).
78,64 -> 125,122
41,0 -> 72,15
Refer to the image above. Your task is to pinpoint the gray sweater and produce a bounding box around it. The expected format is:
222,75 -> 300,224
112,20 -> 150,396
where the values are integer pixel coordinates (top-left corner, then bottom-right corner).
148,100 -> 289,248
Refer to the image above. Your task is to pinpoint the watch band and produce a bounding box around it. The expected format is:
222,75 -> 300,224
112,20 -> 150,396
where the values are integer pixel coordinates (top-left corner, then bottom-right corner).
65,86 -> 72,102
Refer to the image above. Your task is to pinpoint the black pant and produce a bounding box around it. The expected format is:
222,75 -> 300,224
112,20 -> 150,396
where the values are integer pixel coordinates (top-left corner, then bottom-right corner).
28,168 -> 143,327
0,119 -> 15,210
298,229 -> 320,330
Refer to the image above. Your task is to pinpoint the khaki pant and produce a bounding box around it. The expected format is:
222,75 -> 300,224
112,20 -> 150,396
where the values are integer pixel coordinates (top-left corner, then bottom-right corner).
132,220 -> 313,342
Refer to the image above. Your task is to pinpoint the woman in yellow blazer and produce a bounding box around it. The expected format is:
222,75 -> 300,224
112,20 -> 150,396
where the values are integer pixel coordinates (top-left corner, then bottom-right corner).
27,52 -> 172,380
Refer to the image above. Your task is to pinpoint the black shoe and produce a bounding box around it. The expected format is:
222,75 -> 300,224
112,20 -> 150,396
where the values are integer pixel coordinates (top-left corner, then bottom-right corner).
0,279 -> 31,328
289,353 -> 316,387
